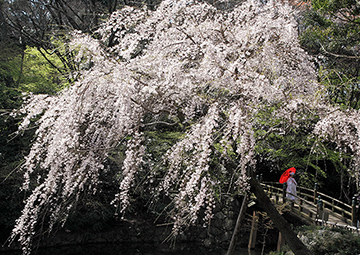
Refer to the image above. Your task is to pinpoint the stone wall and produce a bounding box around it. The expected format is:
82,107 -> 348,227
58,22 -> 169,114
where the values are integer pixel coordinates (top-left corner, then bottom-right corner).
44,195 -> 245,249
2,195 -> 279,253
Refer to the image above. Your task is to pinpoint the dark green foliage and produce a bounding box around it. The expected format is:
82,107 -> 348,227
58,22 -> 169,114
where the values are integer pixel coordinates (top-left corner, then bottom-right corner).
64,192 -> 117,232
253,105 -> 320,187
0,40 -> 26,244
19,47 -> 69,94
0,41 -> 26,166
0,178 -> 24,242
0,30 -> 70,242
298,0 -> 360,200
300,0 -> 360,109
295,225 -> 360,255
143,130 -> 184,165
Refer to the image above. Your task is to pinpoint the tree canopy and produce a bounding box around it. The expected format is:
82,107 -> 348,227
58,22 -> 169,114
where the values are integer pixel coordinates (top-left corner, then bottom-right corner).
300,0 -> 360,109
298,0 -> 360,199
6,0 -> 360,254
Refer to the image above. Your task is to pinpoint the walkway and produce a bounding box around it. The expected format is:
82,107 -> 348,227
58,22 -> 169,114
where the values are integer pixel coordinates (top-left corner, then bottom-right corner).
260,182 -> 360,232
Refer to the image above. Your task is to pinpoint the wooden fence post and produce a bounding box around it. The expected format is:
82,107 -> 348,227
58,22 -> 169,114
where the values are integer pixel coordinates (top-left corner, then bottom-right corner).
248,211 -> 259,249
282,183 -> 287,203
317,196 -> 323,225
314,183 -> 318,204
226,194 -> 249,255
352,196 -> 357,227
277,232 -> 286,252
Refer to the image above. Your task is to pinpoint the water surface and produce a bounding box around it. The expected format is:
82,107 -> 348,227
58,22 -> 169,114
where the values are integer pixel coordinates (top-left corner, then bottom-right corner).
2,243 -> 270,255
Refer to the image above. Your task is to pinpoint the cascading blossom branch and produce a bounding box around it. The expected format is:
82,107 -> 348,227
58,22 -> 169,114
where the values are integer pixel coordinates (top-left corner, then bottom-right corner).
10,0 -> 358,253
313,109 -> 360,180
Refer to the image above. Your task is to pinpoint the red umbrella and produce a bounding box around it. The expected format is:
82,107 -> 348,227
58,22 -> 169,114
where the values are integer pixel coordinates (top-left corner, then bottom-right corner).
279,167 -> 296,184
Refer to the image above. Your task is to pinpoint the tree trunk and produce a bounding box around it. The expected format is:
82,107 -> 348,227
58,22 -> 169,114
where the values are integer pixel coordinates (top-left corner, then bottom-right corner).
226,193 -> 249,255
16,43 -> 25,86
249,172 -> 312,255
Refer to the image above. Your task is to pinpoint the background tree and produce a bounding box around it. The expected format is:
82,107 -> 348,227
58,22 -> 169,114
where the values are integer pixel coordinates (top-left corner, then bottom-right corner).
1,0 -> 165,83
2,0 -> 112,83
0,0 -> 74,243
0,32 -> 24,244
300,0 -> 360,109
299,0 -> 360,200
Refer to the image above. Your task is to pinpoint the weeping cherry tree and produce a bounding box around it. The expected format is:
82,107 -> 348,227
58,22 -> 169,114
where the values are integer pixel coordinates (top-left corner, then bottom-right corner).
8,0 -> 360,254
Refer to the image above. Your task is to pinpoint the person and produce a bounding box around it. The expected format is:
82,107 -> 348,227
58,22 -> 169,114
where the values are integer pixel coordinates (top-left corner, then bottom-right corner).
286,172 -> 298,202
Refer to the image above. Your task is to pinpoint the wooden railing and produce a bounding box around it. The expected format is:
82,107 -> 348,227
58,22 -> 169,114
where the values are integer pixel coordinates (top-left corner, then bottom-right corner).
260,182 -> 358,228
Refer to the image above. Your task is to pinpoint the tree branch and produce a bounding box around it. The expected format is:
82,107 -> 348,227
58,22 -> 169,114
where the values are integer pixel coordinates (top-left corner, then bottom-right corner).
320,43 -> 360,60
176,27 -> 197,45
143,120 -> 180,126
130,97 -> 170,115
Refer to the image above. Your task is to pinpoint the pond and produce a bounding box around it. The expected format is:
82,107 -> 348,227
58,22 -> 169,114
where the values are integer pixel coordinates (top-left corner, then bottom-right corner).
2,243 -> 273,255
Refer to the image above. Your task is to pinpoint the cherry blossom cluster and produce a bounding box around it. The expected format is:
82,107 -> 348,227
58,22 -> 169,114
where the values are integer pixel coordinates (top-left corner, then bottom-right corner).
117,132 -> 145,214
160,104 -> 219,232
313,109 -> 360,176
